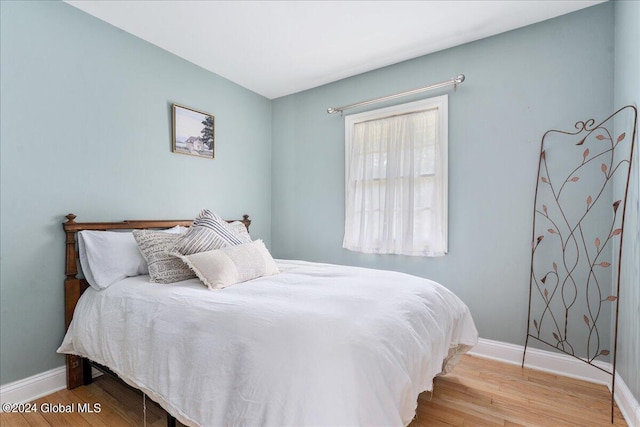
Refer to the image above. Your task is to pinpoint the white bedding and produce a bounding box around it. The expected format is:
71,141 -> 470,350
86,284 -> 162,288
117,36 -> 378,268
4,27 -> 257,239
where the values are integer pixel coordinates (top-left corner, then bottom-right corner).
58,259 -> 477,426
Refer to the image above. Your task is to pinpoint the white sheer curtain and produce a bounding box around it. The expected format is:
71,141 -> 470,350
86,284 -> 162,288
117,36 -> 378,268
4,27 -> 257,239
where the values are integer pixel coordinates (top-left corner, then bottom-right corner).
343,96 -> 448,256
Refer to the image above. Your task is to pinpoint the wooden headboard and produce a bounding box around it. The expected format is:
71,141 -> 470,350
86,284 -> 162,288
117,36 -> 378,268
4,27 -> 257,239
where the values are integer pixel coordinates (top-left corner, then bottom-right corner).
62,213 -> 250,389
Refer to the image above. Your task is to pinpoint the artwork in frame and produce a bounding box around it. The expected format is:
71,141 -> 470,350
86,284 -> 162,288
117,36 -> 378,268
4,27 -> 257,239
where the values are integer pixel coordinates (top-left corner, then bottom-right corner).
172,103 -> 215,159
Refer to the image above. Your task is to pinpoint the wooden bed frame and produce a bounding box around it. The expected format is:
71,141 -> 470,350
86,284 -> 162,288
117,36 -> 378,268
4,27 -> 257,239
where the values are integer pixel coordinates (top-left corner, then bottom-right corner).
62,213 -> 251,425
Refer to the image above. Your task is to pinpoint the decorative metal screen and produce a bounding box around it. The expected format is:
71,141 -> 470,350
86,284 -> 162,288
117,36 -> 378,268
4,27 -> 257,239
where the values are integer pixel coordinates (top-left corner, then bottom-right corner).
524,105 -> 637,422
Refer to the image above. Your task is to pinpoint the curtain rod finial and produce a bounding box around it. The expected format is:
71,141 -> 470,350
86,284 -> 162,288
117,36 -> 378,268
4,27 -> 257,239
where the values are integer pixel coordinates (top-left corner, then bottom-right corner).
455,74 -> 465,84
327,107 -> 337,114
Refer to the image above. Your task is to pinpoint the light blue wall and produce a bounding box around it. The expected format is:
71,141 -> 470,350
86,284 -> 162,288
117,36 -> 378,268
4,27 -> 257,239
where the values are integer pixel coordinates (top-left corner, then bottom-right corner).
613,0 -> 640,402
0,1 -> 272,385
2,0 -> 630,391
271,3 -> 615,348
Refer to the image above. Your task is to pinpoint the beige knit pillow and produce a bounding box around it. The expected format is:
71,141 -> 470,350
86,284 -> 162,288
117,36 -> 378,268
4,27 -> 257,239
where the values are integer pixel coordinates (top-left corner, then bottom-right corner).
180,240 -> 278,290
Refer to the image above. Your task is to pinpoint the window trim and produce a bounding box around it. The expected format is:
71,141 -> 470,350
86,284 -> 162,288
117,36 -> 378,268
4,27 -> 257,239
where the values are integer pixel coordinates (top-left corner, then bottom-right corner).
344,95 -> 448,255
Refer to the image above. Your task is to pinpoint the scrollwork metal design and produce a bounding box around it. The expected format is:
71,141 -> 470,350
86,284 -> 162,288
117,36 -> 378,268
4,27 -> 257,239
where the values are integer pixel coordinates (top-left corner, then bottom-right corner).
523,105 -> 637,423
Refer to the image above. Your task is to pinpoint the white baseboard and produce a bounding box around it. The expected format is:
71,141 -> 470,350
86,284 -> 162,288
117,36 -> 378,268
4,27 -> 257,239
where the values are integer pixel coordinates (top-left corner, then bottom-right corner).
1,341 -> 638,426
469,338 -> 639,427
469,338 -> 612,384
614,370 -> 640,427
0,366 -> 102,411
0,366 -> 66,410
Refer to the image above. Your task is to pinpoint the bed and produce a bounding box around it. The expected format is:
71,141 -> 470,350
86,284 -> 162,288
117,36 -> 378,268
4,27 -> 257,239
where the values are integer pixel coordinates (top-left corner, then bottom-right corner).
58,213 -> 478,427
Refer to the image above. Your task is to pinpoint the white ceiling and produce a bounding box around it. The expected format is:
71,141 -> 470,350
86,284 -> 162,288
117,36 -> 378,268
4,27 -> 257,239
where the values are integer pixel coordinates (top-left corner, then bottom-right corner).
65,0 -> 605,99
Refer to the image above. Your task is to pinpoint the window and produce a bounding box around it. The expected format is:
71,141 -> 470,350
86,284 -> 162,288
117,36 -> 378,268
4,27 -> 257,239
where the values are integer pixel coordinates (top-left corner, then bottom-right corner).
343,95 -> 448,256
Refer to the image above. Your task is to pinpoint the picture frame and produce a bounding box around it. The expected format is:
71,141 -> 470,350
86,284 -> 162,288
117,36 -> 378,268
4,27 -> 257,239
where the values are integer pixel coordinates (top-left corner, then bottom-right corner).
172,103 -> 215,159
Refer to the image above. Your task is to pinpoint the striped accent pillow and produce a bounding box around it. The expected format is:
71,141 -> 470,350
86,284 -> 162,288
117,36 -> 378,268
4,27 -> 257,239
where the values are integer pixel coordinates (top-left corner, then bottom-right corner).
171,209 -> 251,256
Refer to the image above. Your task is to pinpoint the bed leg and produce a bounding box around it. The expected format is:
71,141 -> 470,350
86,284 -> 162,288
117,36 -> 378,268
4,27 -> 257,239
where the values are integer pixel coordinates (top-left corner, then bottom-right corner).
167,413 -> 177,427
66,355 -> 93,389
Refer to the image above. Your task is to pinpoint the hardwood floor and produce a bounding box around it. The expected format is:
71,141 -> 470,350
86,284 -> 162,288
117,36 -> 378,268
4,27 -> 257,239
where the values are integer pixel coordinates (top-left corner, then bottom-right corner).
1,355 -> 627,426
410,355 -> 626,427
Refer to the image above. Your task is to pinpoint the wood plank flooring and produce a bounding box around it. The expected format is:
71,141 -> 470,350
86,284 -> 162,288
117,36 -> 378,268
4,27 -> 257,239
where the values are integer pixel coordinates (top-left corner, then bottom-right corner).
410,355 -> 626,427
1,355 -> 627,426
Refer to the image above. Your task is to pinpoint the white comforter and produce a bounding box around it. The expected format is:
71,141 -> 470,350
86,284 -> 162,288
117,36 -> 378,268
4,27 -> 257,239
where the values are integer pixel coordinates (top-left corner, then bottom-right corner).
58,260 -> 477,426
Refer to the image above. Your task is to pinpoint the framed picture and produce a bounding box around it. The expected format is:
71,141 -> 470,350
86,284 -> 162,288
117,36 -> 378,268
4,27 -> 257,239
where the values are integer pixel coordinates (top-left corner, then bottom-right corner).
172,103 -> 215,159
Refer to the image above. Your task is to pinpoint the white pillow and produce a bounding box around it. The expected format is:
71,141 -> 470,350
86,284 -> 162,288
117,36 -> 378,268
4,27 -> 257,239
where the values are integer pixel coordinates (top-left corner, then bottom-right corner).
228,221 -> 251,241
78,230 -> 148,290
180,240 -> 279,290
164,225 -> 189,235
78,226 -> 188,290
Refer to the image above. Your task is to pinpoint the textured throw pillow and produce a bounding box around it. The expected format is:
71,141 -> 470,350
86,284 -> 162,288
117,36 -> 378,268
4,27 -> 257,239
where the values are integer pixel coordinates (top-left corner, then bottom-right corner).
180,240 -> 279,290
171,209 -> 251,256
133,230 -> 196,284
